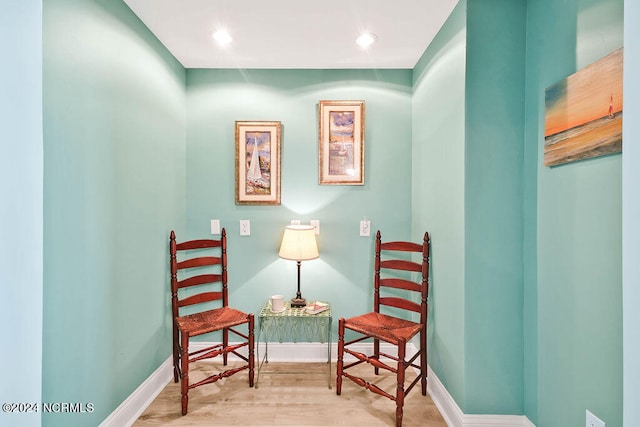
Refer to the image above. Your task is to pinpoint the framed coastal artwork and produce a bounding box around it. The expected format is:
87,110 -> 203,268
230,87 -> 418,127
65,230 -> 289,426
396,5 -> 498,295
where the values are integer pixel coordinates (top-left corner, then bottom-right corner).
318,100 -> 365,185
235,121 -> 281,205
544,48 -> 623,167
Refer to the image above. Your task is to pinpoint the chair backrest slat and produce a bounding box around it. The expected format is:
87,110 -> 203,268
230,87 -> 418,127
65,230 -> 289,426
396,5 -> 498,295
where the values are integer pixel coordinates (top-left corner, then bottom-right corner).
170,229 -> 229,318
379,296 -> 421,313
177,256 -> 221,270
176,239 -> 221,250
379,277 -> 422,293
374,230 -> 430,323
380,241 -> 423,252
178,291 -> 224,308
380,259 -> 422,273
177,274 -> 223,290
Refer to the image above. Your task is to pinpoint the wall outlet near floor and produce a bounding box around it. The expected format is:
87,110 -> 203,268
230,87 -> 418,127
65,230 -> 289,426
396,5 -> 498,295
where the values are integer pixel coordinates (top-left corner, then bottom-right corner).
586,410 -> 605,427
240,220 -> 250,236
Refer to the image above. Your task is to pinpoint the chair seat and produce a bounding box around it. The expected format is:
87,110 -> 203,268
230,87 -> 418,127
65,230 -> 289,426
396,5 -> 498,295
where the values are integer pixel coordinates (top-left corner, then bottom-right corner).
176,307 -> 250,337
344,312 -> 423,345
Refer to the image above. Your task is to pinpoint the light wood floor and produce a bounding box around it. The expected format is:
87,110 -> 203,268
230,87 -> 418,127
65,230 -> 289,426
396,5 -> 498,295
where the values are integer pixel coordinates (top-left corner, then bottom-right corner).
135,362 -> 447,426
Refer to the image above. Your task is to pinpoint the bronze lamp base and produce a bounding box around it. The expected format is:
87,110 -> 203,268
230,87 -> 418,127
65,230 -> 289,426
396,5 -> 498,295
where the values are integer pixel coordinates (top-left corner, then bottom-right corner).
290,297 -> 306,307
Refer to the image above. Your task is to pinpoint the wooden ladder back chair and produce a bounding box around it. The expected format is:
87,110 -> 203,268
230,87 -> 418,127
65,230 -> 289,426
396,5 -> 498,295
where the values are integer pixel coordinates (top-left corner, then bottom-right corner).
336,230 -> 430,427
170,229 -> 254,415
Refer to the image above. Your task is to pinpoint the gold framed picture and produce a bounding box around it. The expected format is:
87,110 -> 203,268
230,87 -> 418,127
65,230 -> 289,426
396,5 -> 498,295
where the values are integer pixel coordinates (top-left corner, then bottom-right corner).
235,121 -> 281,205
318,100 -> 365,185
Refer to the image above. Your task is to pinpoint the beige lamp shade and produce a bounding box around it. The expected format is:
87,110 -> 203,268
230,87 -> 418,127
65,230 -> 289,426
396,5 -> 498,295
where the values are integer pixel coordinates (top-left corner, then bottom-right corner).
278,225 -> 319,261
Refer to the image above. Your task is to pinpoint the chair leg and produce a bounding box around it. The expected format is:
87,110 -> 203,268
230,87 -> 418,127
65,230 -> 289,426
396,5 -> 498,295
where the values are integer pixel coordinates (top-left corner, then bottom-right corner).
336,318 -> 345,395
172,326 -> 180,383
180,332 -> 190,415
395,341 -> 406,427
374,337 -> 380,375
248,314 -> 255,387
223,327 -> 229,366
420,330 -> 427,395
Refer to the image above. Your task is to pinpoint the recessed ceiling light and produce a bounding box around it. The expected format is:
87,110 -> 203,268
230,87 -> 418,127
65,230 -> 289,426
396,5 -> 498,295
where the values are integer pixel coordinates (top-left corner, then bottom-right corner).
356,32 -> 377,49
212,30 -> 232,46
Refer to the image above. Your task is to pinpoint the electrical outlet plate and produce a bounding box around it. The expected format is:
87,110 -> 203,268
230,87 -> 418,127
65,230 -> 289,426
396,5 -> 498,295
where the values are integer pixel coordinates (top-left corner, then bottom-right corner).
310,220 -> 320,234
290,219 -> 301,225
586,410 -> 605,427
359,220 -> 370,237
240,220 -> 250,236
210,219 -> 220,235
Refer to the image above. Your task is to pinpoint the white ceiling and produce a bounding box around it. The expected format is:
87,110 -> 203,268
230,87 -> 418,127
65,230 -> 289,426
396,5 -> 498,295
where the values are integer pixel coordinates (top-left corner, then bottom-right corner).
123,0 -> 459,69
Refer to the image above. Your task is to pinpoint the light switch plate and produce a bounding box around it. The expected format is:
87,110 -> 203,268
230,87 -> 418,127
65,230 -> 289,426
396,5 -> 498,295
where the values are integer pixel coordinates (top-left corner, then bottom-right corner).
210,220 -> 220,235
360,220 -> 371,237
310,220 -> 320,234
240,220 -> 250,236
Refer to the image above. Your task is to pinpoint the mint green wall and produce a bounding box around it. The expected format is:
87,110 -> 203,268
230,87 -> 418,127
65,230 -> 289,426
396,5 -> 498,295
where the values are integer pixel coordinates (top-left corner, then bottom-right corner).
413,0 -> 526,414
0,2 -> 43,426
412,1 -> 467,408
415,0 -> 624,422
526,0 -> 623,426
623,2 -> 640,425
21,0 -> 635,425
186,69 -> 414,327
42,0 -> 186,425
464,0 -> 526,414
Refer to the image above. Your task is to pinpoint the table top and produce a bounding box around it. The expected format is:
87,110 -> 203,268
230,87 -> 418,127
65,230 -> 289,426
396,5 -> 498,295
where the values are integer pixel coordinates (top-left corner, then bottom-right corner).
258,300 -> 331,318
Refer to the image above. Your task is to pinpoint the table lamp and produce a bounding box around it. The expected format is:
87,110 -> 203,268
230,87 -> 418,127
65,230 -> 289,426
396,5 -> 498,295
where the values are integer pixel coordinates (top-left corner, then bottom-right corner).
278,225 -> 319,307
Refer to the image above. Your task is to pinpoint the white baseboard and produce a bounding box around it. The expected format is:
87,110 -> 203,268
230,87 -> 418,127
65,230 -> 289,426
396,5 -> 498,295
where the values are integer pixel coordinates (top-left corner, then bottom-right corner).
100,341 -> 536,427
426,365 -> 536,427
99,356 -> 173,427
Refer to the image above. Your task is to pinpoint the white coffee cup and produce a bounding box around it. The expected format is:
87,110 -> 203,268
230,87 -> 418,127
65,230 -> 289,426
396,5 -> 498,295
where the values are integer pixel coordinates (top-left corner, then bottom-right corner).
270,294 -> 285,312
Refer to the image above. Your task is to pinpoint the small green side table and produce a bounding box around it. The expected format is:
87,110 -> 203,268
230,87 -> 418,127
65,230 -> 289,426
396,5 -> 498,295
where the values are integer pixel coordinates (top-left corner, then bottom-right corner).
256,300 -> 332,388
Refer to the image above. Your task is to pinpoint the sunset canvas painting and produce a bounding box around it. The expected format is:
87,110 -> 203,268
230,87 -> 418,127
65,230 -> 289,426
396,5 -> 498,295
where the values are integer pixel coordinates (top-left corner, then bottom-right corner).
544,48 -> 623,167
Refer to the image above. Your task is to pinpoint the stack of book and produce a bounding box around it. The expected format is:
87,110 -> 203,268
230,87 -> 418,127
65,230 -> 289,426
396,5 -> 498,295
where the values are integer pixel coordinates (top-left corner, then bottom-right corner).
304,301 -> 329,315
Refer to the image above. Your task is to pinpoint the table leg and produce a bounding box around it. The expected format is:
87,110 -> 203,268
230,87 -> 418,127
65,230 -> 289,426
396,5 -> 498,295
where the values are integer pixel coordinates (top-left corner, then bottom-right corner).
327,317 -> 332,389
255,320 -> 269,389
